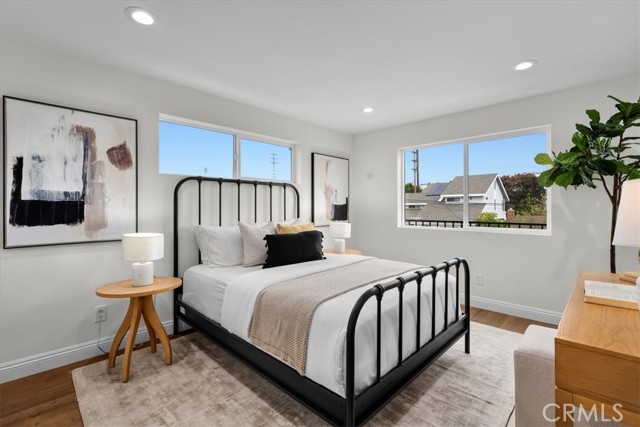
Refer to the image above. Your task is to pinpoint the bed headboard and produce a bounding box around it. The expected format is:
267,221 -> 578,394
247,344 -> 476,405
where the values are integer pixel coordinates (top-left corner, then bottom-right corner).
173,176 -> 300,277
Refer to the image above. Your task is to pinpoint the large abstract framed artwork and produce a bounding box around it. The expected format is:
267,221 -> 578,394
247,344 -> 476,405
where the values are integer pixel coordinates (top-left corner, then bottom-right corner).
311,153 -> 349,226
3,97 -> 137,248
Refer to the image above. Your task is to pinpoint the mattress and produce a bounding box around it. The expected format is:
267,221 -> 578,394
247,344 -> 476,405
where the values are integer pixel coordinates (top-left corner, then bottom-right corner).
182,254 -> 458,397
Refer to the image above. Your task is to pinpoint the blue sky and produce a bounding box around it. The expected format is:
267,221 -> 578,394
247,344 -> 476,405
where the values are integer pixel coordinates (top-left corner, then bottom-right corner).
241,139 -> 292,181
159,121 -> 291,180
404,133 -> 547,184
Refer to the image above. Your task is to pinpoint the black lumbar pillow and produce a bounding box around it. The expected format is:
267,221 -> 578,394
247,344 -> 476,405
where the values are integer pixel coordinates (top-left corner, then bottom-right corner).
263,230 -> 324,269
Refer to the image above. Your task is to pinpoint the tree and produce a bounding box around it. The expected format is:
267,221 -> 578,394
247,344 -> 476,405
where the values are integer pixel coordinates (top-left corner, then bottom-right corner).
501,173 -> 546,216
405,182 -> 416,193
518,194 -> 547,216
476,212 -> 504,223
535,96 -> 640,273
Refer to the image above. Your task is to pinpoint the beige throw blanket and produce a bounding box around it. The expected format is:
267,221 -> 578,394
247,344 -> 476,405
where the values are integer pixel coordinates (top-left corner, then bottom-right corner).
247,258 -> 422,374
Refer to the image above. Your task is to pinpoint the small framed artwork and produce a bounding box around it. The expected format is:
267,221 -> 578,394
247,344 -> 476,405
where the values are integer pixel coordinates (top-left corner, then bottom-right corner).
3,96 -> 138,248
311,153 -> 349,226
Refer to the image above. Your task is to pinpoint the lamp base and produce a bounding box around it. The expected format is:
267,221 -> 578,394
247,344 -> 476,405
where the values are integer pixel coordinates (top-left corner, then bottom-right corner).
334,239 -> 345,253
131,262 -> 154,286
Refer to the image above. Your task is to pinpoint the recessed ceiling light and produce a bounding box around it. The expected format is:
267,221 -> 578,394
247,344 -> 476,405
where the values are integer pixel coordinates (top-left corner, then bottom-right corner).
125,7 -> 155,25
513,60 -> 538,71
362,107 -> 374,113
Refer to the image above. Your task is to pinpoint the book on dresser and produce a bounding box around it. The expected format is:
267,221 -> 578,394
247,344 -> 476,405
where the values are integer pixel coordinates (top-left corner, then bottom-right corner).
584,280 -> 639,311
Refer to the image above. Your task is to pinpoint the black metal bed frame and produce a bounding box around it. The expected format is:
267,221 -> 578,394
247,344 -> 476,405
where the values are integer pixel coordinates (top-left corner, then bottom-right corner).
173,176 -> 471,427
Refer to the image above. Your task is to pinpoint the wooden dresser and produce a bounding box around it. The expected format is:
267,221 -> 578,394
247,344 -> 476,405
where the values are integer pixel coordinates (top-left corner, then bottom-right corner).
555,271 -> 640,426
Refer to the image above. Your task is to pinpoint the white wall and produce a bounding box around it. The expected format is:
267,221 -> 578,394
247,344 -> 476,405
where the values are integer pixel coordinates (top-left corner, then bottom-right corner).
0,39 -> 353,381
351,75 -> 639,322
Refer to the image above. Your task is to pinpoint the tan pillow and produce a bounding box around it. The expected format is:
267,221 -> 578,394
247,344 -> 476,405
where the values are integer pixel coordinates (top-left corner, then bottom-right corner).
276,223 -> 315,234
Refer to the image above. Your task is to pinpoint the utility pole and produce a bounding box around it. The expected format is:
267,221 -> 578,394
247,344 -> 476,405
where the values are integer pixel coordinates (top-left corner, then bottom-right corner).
270,153 -> 278,179
411,150 -> 419,193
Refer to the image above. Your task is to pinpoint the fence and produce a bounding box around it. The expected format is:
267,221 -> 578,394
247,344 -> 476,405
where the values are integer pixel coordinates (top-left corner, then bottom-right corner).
404,219 -> 546,229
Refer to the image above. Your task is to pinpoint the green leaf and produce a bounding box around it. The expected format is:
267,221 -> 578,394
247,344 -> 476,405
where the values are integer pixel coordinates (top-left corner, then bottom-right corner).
538,169 -> 555,187
628,170 -> 640,180
575,124 -> 592,136
555,171 -> 576,188
534,153 -> 554,165
571,132 -> 587,151
607,111 -> 624,125
601,125 -> 624,138
608,95 -> 624,104
613,160 -> 632,174
591,158 -> 618,175
578,170 -> 595,188
557,152 -> 581,164
586,109 -> 601,123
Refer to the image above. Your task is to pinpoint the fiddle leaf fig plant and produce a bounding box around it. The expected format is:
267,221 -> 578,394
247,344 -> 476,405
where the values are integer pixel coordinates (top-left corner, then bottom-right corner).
535,95 -> 640,273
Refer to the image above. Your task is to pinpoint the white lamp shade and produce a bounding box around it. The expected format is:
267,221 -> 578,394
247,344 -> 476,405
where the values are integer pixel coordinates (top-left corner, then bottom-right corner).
330,222 -> 351,239
122,233 -> 164,261
612,180 -> 640,248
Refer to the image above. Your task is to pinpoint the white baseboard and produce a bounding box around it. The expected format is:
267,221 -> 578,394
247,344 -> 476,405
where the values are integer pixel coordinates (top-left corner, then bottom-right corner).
0,321 -> 173,384
464,294 -> 562,325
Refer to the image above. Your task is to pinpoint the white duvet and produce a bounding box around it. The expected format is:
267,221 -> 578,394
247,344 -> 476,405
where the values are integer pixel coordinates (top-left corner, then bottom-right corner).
219,254 -> 458,397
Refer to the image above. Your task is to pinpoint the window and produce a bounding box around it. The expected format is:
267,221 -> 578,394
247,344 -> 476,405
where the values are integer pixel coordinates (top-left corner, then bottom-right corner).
240,138 -> 292,181
401,127 -> 550,232
159,120 -> 234,177
159,115 -> 293,182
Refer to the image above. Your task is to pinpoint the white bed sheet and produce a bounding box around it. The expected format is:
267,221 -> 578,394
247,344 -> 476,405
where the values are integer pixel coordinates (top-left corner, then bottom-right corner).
184,254 -> 458,397
182,264 -> 262,323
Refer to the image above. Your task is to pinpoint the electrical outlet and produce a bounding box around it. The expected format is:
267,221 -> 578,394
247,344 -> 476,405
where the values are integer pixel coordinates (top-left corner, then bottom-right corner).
94,305 -> 107,323
475,273 -> 484,286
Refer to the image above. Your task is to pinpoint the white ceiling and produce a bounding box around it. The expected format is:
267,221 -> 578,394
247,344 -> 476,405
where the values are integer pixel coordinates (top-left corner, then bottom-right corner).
1,1 -> 638,134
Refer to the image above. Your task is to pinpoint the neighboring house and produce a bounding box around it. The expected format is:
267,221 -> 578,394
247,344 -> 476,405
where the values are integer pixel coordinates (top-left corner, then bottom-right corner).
405,174 -> 510,222
404,192 -> 429,218
405,182 -> 446,219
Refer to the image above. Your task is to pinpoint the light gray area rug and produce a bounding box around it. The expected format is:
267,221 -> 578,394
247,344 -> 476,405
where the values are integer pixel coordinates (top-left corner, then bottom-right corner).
73,322 -> 520,427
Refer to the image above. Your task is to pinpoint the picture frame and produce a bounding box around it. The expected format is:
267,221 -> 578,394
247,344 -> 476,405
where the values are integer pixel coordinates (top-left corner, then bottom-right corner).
311,152 -> 349,226
3,96 -> 138,248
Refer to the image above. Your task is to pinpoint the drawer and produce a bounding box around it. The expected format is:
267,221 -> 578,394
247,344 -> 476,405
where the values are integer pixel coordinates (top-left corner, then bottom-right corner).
573,393 -> 640,426
555,341 -> 640,413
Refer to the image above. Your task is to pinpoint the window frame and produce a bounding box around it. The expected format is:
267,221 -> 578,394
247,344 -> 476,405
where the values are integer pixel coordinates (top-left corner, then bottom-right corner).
398,125 -> 552,235
159,113 -> 296,183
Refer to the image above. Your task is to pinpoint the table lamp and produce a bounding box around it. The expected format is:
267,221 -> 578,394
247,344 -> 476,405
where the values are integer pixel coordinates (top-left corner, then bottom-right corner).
330,222 -> 351,253
612,179 -> 640,288
122,233 -> 164,286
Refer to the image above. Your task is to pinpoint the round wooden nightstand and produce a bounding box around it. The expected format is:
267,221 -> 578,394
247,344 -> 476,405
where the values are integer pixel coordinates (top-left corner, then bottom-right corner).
96,276 -> 182,382
324,248 -> 362,255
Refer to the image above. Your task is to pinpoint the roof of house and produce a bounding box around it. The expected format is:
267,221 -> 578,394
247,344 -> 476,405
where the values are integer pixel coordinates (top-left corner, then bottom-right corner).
404,192 -> 429,203
441,173 -> 499,196
407,202 -> 486,222
424,182 -> 449,196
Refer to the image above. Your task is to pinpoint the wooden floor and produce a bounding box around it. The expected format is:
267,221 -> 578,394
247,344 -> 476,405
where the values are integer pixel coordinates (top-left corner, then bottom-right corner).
0,308 -> 554,427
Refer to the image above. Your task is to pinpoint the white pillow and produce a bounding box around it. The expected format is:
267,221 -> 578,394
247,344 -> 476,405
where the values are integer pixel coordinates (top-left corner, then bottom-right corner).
193,225 -> 244,267
193,225 -> 210,263
239,222 -> 277,266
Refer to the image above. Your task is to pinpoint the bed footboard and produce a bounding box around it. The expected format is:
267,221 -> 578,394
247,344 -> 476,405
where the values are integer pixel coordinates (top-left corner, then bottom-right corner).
345,258 -> 470,426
